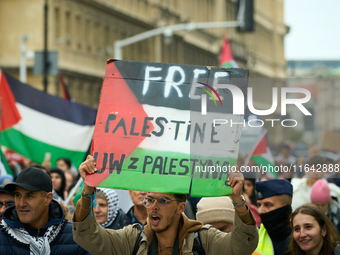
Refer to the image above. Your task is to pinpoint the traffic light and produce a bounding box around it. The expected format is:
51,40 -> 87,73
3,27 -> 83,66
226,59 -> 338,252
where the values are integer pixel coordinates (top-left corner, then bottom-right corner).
236,0 -> 254,32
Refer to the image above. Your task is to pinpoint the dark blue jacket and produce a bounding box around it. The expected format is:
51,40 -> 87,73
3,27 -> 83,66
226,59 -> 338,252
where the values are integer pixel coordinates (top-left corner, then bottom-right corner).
105,208 -> 129,230
0,199 -> 90,255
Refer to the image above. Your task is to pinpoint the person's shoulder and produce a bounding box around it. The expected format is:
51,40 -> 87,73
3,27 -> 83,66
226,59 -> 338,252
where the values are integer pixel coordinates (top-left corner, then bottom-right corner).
52,220 -> 82,246
197,224 -> 214,236
291,178 -> 306,189
328,182 -> 340,192
117,208 -> 129,223
126,206 -> 133,219
0,221 -> 25,248
56,219 -> 73,234
117,208 -> 128,216
50,220 -> 91,254
129,223 -> 143,231
107,209 -> 129,230
126,206 -> 134,215
62,219 -> 73,227
109,222 -> 141,233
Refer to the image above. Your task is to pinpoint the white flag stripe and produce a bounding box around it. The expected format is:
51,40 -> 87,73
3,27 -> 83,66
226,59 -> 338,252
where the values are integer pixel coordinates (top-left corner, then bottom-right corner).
139,105 -> 243,158
12,103 -> 94,151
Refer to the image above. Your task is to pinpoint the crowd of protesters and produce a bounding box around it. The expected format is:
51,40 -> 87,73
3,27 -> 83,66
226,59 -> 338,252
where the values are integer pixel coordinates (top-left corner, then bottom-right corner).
1,141 -> 340,254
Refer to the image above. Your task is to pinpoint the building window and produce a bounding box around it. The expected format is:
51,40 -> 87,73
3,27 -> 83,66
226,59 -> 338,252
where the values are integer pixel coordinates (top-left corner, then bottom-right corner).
86,19 -> 92,53
76,15 -> 82,50
94,22 -> 102,56
65,11 -> 71,46
104,25 -> 111,57
54,7 -> 61,41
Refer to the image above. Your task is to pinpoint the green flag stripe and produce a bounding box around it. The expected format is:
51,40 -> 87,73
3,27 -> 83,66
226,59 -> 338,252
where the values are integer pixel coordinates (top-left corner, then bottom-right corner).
94,147 -> 236,196
0,149 -> 14,176
251,155 -> 278,178
2,128 -> 87,168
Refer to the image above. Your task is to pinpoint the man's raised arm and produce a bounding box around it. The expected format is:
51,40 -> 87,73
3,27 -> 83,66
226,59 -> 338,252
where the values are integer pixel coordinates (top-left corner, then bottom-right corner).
73,155 -> 97,222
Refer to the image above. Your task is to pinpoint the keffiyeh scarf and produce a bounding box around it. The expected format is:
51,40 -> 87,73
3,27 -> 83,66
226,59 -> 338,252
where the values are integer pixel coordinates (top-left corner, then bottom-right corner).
1,219 -> 65,255
97,188 -> 119,228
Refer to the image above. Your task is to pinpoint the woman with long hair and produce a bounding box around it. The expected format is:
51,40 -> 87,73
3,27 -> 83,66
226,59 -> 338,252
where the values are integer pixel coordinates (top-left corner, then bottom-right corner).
50,168 -> 66,200
289,204 -> 340,255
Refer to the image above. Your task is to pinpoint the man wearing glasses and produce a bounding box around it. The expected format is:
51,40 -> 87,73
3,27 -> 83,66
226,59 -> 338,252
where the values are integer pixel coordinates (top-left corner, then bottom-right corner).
0,184 -> 15,221
73,155 -> 259,254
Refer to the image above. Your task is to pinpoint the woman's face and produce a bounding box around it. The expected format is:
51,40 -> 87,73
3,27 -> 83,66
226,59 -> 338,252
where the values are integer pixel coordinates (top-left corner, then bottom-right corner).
57,160 -> 69,171
293,213 -> 326,254
94,197 -> 108,224
244,180 -> 254,197
51,172 -> 62,191
64,172 -> 74,191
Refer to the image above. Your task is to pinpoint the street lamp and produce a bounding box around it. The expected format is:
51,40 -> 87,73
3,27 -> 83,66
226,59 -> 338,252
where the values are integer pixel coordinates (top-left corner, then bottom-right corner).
114,21 -> 242,60
113,0 -> 249,59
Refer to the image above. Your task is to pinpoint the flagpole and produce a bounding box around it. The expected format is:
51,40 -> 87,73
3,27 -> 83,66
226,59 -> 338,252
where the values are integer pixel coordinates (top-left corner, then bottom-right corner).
65,177 -> 83,205
243,129 -> 267,167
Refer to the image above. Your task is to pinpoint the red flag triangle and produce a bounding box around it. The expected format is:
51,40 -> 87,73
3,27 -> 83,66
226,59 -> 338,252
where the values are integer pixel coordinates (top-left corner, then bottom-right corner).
0,71 -> 21,131
252,136 -> 268,155
86,62 -> 154,187
219,35 -> 235,67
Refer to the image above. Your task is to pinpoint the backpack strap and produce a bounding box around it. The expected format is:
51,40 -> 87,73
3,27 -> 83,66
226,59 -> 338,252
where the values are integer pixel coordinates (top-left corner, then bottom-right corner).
192,229 -> 206,255
132,229 -> 145,255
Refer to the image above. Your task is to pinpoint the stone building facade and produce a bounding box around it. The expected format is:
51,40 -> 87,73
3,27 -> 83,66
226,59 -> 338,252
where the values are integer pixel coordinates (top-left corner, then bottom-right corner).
0,0 -> 289,145
0,0 -> 287,107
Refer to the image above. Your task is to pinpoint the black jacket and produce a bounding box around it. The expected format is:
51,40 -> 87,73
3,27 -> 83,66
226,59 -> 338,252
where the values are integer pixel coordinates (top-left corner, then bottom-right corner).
0,199 -> 90,255
105,208 -> 129,230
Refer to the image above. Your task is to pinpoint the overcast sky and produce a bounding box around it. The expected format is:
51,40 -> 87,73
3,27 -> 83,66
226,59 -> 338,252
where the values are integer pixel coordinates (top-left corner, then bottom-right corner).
284,0 -> 340,60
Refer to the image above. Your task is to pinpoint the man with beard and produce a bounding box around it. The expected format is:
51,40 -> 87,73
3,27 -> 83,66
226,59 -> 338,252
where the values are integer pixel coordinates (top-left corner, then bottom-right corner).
255,179 -> 293,255
72,155 -> 259,255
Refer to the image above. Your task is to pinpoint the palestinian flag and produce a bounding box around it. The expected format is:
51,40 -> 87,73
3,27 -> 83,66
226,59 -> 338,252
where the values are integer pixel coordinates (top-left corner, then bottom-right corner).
0,71 -> 97,168
219,35 -> 239,68
0,149 -> 13,176
86,60 -> 249,196
248,132 -> 278,178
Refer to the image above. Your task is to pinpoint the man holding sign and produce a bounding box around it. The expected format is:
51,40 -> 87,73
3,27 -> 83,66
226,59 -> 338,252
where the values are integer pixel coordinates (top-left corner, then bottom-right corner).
72,155 -> 258,255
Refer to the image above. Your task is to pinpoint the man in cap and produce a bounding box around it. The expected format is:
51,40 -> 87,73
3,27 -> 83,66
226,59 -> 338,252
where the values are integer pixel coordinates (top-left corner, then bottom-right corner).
0,184 -> 14,221
255,179 -> 293,255
0,167 -> 89,254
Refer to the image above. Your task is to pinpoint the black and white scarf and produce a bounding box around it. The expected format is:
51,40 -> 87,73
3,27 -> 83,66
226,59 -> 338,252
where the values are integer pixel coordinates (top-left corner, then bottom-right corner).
1,219 -> 65,255
97,188 -> 119,228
